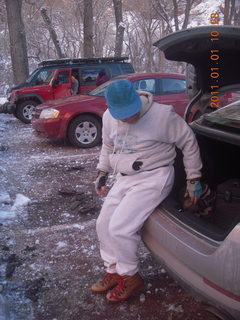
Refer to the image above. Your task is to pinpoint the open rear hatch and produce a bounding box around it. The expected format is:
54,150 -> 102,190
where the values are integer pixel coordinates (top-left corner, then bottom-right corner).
154,26 -> 240,95
154,26 -> 240,119
154,27 -> 240,241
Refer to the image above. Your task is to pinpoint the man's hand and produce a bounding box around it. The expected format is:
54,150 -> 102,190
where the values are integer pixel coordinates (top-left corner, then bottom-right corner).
95,171 -> 108,195
185,180 -> 202,205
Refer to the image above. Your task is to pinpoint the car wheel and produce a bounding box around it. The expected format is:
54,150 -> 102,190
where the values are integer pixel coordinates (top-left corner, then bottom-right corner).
16,100 -> 38,124
68,115 -> 102,148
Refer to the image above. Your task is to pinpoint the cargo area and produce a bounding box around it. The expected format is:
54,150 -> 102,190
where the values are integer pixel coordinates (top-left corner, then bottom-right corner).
166,133 -> 240,241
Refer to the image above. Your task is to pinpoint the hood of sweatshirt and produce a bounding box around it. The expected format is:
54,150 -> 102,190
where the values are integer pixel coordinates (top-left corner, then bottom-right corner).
137,91 -> 153,118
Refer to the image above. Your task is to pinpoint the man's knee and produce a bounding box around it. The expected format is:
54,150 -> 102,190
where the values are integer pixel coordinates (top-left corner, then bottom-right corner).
108,220 -> 127,240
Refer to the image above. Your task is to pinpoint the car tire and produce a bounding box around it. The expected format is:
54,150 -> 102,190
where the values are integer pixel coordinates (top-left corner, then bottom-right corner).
68,115 -> 102,148
16,100 -> 38,124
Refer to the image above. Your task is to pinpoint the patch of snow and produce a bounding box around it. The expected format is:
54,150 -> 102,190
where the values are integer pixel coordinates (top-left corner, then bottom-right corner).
139,293 -> 145,303
56,241 -> 68,249
167,304 -> 184,313
11,193 -> 31,211
0,96 -> 7,104
26,222 -> 88,235
0,192 -> 11,204
0,193 -> 30,223
0,210 -> 16,221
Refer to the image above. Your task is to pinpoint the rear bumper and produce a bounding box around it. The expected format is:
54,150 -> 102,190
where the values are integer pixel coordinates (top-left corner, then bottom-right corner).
0,102 -> 16,114
142,205 -> 240,319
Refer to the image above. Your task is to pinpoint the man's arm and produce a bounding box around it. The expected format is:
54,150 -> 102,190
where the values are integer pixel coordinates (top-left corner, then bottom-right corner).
96,111 -> 114,173
163,108 -> 202,203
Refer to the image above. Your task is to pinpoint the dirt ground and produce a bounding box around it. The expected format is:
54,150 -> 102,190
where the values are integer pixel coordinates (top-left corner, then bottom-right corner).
0,114 -> 218,320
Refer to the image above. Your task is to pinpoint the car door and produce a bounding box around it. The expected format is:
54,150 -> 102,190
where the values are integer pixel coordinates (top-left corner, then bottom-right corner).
28,68 -> 56,102
52,69 -> 72,99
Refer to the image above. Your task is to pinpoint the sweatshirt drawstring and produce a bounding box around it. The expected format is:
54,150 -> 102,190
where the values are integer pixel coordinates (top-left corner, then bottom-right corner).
108,123 -> 129,187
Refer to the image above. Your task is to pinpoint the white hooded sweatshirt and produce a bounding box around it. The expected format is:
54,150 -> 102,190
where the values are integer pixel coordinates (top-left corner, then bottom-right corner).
97,91 -> 202,180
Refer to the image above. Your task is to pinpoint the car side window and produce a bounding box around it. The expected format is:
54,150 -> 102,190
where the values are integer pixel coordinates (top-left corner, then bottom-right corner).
132,79 -> 156,94
161,78 -> 186,94
57,70 -> 71,84
81,67 -> 107,86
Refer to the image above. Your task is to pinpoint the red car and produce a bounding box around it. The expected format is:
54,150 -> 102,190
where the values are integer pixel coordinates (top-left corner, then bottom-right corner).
32,72 -> 193,148
1,57 -> 134,124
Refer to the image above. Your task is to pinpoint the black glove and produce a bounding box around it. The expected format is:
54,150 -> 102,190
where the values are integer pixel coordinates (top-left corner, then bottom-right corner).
95,170 -> 108,191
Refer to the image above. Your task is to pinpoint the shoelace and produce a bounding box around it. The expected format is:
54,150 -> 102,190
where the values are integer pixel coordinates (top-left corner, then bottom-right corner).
110,277 -> 127,297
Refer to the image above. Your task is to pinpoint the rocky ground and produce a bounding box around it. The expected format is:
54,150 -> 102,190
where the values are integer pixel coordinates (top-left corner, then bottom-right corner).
0,113 -> 217,320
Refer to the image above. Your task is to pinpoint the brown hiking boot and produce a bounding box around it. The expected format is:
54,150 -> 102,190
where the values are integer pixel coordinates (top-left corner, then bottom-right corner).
106,272 -> 144,302
91,273 -> 119,293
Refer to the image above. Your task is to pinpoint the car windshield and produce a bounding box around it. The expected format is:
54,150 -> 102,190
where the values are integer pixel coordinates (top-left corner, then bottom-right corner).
26,68 -> 55,85
88,80 -> 115,97
26,69 -> 41,83
204,102 -> 240,129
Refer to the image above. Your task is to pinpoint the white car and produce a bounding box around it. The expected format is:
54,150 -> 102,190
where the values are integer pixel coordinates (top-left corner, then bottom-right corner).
142,26 -> 240,320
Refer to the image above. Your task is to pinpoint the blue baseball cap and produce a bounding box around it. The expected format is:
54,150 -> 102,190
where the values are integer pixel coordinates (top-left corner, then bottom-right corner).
104,79 -> 142,120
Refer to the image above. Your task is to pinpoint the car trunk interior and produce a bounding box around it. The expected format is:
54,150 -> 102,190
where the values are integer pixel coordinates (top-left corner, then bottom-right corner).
163,133 -> 240,242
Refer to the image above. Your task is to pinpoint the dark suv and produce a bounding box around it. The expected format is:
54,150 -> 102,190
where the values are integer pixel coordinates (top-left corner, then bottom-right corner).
0,57 -> 134,123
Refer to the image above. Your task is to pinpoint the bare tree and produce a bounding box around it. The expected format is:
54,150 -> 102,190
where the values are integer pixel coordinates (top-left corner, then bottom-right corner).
1,0 -> 227,91
93,0 -> 112,56
83,0 -> 93,57
5,0 -> 29,84
153,0 -> 201,33
222,0 -> 240,25
40,7 -> 65,58
113,0 -> 124,56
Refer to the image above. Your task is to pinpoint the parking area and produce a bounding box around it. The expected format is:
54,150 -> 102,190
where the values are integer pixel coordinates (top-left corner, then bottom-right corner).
0,114 -> 216,320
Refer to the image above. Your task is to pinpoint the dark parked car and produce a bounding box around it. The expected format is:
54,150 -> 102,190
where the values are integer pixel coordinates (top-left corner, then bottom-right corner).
142,26 -> 240,320
32,72 -> 193,148
0,57 -> 134,123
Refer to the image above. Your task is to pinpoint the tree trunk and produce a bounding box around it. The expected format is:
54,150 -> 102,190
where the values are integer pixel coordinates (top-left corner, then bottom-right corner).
113,0 -> 124,57
5,0 -> 29,85
40,7 -> 65,58
172,0 -> 179,31
224,0 -> 231,24
182,0 -> 193,30
234,0 -> 240,24
83,0 -> 94,57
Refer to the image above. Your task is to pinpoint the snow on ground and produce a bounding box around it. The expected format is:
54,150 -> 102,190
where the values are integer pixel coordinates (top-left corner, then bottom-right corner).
0,96 -> 7,105
0,193 -> 30,223
0,113 -> 216,320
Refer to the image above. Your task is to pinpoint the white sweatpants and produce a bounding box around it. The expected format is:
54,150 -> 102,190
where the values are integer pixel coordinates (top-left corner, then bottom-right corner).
96,165 -> 174,276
